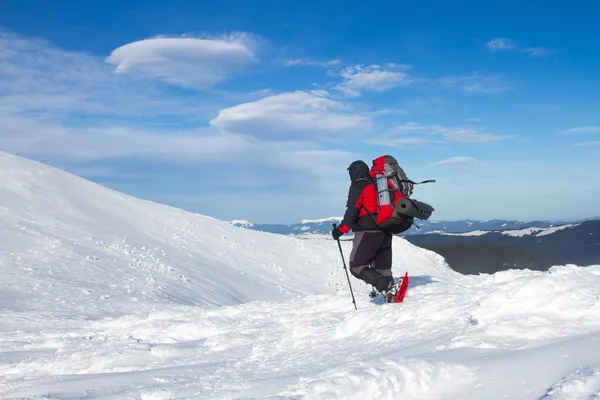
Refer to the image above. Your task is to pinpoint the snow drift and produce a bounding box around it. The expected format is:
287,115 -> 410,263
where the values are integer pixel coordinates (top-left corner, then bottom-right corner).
1,150 -> 600,400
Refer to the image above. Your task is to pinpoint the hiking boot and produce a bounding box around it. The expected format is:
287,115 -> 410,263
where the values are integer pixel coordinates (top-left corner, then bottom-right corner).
358,268 -> 390,292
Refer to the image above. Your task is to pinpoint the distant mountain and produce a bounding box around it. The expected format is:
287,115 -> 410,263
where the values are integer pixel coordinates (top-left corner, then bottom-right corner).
230,217 -> 595,237
230,217 -> 600,274
231,217 -> 344,236
405,220 -> 600,273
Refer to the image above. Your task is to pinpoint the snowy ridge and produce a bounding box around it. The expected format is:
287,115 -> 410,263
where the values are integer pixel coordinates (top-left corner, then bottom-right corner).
501,224 -> 577,237
300,216 -> 343,224
230,219 -> 254,228
427,229 -> 490,236
1,151 -> 600,399
0,150 -> 397,314
430,224 -> 578,237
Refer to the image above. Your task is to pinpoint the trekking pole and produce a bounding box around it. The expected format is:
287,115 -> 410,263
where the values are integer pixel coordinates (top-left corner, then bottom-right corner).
332,223 -> 357,310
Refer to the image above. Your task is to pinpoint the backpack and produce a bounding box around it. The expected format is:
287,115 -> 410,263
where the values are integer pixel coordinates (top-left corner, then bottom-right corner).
368,155 -> 436,234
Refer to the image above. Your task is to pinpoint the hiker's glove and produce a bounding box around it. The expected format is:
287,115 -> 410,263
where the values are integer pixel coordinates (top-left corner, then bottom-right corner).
331,227 -> 343,240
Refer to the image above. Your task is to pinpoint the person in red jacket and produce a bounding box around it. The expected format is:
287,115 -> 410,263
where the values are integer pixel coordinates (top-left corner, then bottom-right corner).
331,160 -> 396,300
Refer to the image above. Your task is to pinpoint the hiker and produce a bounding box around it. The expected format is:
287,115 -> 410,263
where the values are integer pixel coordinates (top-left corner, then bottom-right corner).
331,160 -> 397,299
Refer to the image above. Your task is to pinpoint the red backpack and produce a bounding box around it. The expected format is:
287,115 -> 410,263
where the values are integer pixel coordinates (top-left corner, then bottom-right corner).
369,155 -> 436,234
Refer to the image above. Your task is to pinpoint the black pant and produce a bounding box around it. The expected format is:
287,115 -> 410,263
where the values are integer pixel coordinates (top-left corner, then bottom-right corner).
349,231 -> 393,291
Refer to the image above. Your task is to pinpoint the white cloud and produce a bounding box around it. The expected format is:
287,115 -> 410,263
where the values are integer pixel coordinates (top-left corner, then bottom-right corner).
0,30 -> 220,118
284,58 -> 340,67
334,64 -> 413,96
0,30 -> 360,186
485,38 -> 519,51
431,157 -> 483,167
0,109 -> 358,183
484,37 -> 556,57
0,30 -> 369,216
209,90 -> 370,139
436,73 -> 512,93
559,126 -> 600,135
106,34 -> 256,89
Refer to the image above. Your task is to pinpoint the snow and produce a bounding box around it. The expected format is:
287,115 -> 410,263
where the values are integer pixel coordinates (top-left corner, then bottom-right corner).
502,224 -> 577,237
300,216 -> 342,224
230,219 -> 254,228
430,224 -> 578,238
429,229 -> 489,236
542,366 -> 600,399
2,150 -> 600,400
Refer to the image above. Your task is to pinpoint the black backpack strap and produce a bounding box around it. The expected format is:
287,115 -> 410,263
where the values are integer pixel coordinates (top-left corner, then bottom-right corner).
398,179 -> 437,185
381,171 -> 436,186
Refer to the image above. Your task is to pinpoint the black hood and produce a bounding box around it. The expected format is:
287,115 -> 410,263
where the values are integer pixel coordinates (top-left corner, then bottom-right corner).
347,160 -> 370,182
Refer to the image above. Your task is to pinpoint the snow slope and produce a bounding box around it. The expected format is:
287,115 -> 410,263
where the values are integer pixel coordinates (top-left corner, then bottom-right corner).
1,151 -> 600,400
0,151 -> 371,314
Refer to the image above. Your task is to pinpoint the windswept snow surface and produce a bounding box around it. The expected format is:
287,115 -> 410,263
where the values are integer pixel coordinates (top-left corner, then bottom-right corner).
2,151 -> 600,400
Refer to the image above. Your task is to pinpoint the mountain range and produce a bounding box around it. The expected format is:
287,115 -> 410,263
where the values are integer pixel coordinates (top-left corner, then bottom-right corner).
405,220 -> 600,273
230,216 -> 597,237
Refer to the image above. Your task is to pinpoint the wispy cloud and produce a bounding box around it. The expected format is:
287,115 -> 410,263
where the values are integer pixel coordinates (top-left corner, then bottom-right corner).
106,33 -> 257,89
0,30 -> 357,184
484,37 -> 556,57
485,38 -> 519,51
0,111 -> 252,162
284,58 -> 341,67
210,90 -> 370,139
440,127 -> 508,143
367,122 -> 510,149
0,30 -> 221,118
368,137 -> 442,147
390,122 -> 511,143
370,108 -> 409,116
334,64 -> 413,96
436,73 -> 512,93
0,109 -> 358,185
431,156 -> 484,167
522,47 -> 557,57
559,126 -> 600,135
570,141 -> 600,147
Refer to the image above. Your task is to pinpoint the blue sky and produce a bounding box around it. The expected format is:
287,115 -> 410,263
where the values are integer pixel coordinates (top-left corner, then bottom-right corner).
1,0 -> 599,224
